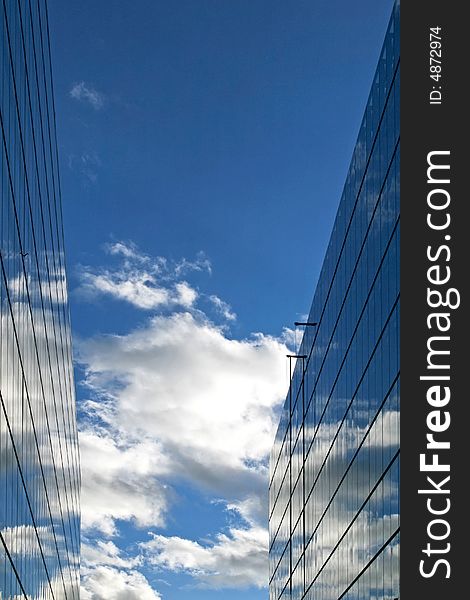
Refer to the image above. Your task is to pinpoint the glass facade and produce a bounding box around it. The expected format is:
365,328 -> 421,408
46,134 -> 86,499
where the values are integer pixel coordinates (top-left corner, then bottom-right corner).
269,4 -> 400,600
1,1 -> 80,598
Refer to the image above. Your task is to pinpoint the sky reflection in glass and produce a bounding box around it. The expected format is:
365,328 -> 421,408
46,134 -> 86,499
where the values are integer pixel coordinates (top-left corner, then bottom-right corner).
269,4 -> 400,599
1,1 -> 80,598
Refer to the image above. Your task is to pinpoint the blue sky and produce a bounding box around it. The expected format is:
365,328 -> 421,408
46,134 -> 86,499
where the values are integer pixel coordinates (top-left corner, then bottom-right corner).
47,1 -> 394,598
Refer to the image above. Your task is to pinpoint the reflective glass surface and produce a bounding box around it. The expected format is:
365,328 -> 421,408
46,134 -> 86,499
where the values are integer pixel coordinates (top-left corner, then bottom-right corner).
269,4 -> 400,599
1,0 -> 80,597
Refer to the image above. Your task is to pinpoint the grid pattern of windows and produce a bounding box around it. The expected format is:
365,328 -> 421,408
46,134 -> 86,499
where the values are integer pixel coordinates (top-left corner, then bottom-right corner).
0,1 -> 80,598
269,4 -> 400,600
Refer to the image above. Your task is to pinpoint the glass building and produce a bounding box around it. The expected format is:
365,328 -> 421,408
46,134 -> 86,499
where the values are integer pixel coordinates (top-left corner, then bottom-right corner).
269,3 -> 400,600
1,1 -> 80,598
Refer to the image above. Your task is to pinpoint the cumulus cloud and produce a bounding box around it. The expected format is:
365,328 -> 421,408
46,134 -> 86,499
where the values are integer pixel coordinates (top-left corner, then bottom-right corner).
79,430 -> 170,536
70,82 -> 105,110
80,540 -> 161,599
76,243 -> 291,592
106,241 -> 154,264
76,243 -> 206,310
82,540 -> 141,570
79,270 -> 172,310
209,295 -> 237,321
175,281 -> 198,307
80,566 -> 161,600
79,312 -> 287,487
78,311 -> 288,541
279,326 -> 299,349
141,525 -> 268,589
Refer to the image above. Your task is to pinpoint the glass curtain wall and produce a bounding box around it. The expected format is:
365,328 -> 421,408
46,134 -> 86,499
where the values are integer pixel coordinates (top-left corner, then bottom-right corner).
1,1 -> 80,598
269,3 -> 400,599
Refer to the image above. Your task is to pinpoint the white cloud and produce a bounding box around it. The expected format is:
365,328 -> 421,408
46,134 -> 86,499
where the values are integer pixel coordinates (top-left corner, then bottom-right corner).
174,252 -> 212,276
79,312 -> 287,490
175,281 -> 198,307
279,326 -> 299,350
79,430 -> 170,536
75,243 -> 290,591
70,82 -> 105,110
76,243 -> 205,310
226,495 -> 266,527
80,566 -> 161,600
82,540 -> 140,570
141,525 -> 268,589
209,295 -> 236,321
80,541 -> 162,600
106,241 -> 153,264
79,270 -> 172,310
